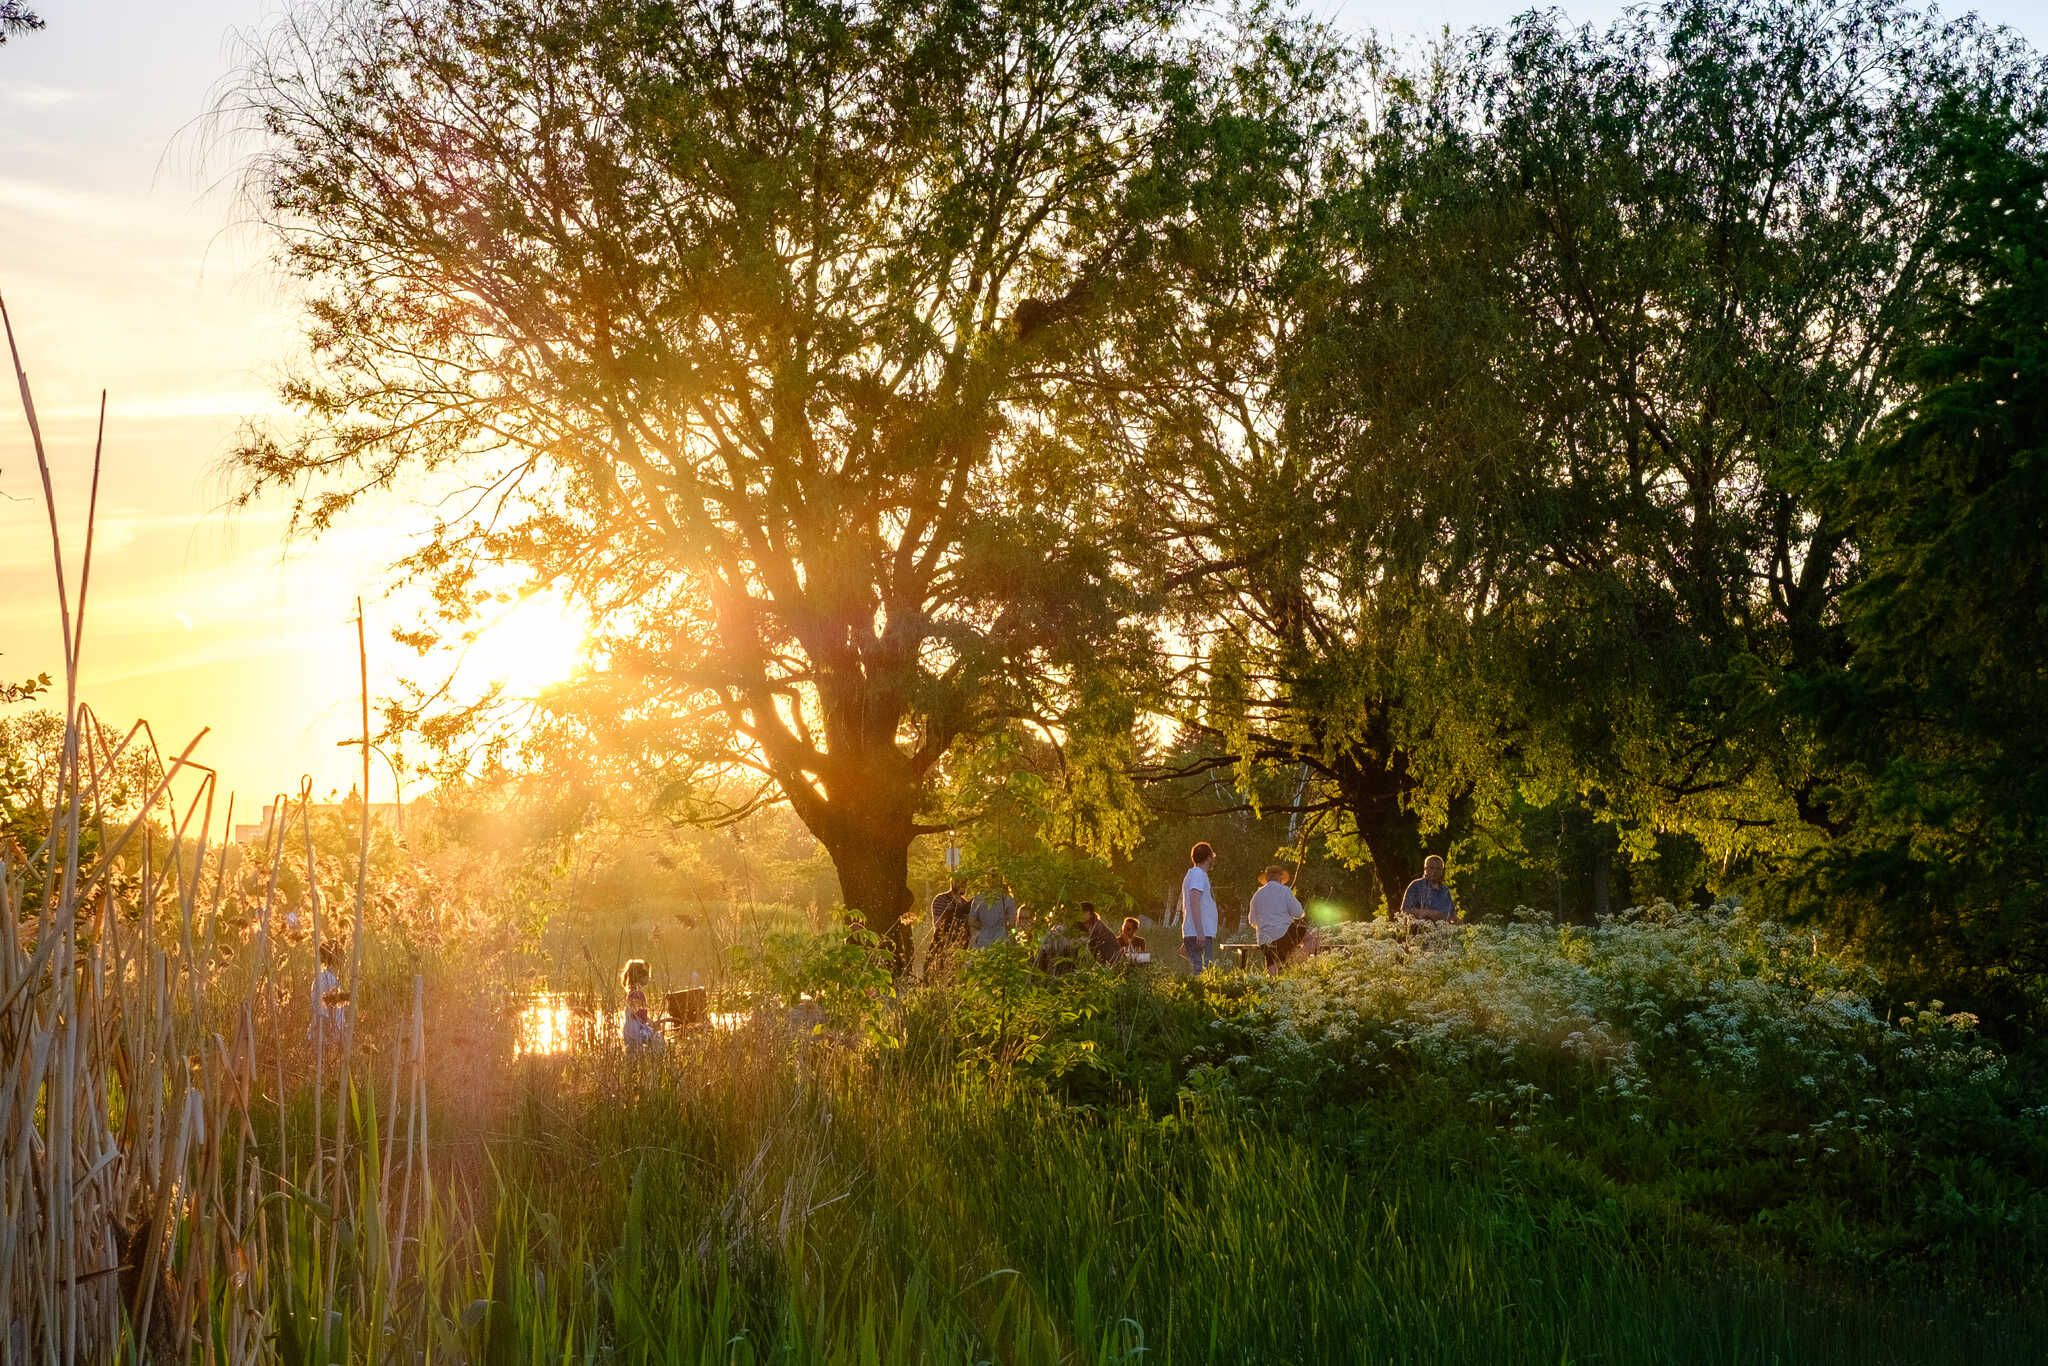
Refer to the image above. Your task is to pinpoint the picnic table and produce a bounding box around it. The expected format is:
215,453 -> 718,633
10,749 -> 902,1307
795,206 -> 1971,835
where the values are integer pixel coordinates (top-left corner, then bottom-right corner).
1221,941 -> 1266,971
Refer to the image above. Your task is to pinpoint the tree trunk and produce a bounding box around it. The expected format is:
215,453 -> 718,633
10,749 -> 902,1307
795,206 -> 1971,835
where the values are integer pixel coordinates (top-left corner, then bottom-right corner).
811,781 -> 918,936
1329,747 -> 1424,917
826,830 -> 913,930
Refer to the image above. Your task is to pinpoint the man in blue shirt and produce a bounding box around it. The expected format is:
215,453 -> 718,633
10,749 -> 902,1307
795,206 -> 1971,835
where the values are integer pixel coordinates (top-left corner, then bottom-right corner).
1400,855 -> 1457,922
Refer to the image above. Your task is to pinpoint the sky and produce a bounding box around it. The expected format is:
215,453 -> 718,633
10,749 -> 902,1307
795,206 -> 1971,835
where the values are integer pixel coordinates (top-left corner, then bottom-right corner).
4,0 -> 2046,823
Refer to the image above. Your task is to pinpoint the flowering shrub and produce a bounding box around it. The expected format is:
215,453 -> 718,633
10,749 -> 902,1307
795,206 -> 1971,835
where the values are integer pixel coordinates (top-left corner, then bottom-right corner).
1175,901 -> 2046,1283
748,902 -> 2046,1287
1221,902 -> 2001,1116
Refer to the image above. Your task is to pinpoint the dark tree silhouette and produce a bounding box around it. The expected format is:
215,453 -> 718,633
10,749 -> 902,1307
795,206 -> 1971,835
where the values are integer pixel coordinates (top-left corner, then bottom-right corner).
0,3 -> 44,45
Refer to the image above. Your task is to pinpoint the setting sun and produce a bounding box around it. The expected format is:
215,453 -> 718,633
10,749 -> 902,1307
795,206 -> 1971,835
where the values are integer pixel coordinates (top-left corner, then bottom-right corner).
454,590 -> 592,699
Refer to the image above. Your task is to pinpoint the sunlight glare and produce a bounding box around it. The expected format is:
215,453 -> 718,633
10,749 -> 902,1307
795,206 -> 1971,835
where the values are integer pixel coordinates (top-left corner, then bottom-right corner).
458,591 -> 592,699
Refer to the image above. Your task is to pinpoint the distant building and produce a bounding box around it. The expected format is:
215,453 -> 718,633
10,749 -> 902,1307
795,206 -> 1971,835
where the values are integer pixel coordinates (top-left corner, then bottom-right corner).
233,795 -> 401,847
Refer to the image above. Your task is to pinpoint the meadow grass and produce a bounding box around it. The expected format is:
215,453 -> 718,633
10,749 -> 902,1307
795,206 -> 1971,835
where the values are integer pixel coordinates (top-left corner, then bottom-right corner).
382,1018 -> 2045,1365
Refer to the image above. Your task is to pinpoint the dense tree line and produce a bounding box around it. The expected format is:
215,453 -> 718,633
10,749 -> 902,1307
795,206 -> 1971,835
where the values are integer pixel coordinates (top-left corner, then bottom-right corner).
232,0 -> 2047,1012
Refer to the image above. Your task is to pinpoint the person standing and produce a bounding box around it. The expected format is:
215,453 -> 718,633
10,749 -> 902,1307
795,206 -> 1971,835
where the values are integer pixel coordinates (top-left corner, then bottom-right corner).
621,959 -> 663,1052
883,886 -> 917,980
1249,864 -> 1308,967
308,939 -> 350,1049
1180,842 -> 1218,972
925,876 -> 972,980
969,880 -> 1019,949
1400,854 -> 1457,922
1081,902 -> 1121,965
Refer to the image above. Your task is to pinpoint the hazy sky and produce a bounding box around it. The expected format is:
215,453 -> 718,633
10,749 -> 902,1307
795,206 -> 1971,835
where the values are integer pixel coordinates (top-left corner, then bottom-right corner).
4,0 -> 2045,820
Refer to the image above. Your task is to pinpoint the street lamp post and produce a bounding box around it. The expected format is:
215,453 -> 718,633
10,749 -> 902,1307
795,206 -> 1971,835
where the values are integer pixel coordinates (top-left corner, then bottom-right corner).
335,738 -> 404,842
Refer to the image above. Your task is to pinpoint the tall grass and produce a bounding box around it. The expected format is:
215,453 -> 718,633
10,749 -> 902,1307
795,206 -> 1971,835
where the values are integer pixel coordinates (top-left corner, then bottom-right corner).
3,299 -> 445,1363
400,1028 -> 2046,1364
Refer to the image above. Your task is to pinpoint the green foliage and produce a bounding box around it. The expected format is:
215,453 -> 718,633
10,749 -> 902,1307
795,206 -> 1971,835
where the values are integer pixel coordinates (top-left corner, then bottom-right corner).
907,938 -> 1116,1082
0,666 -> 48,704
1791,94 -> 2048,1011
0,708 -> 165,878
1278,0 -> 2034,858
373,908 -> 2047,1362
738,927 -> 898,1048
235,0 -> 1326,923
940,713 -> 1145,913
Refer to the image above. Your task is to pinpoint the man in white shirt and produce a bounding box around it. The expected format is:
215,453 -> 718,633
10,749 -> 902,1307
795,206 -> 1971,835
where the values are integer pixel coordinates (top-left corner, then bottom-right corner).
1248,864 -> 1307,967
1180,841 -> 1218,972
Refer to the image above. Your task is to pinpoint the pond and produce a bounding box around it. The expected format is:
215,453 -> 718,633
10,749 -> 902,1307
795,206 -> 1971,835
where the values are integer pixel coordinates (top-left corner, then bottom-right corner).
513,991 -> 750,1057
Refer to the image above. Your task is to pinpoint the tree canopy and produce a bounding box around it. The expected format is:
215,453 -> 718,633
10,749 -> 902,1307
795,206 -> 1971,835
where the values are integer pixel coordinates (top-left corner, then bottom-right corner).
235,0 -> 1329,925
235,0 -> 2048,1005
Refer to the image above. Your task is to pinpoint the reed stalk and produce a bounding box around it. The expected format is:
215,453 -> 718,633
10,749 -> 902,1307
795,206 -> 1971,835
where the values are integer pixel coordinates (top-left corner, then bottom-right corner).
1,303 -> 437,1363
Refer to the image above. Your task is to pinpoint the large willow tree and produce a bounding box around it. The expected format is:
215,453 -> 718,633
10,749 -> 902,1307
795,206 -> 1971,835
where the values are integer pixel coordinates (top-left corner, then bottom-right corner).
234,0 -> 1305,925
1259,0 -> 2042,884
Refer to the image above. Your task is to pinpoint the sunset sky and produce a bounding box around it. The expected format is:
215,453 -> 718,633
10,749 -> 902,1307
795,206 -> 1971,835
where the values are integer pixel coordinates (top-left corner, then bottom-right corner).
5,0 -> 2045,822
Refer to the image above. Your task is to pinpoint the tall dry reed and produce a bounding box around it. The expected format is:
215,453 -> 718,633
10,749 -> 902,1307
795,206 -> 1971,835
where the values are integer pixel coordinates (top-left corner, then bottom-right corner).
2,295 -> 434,1363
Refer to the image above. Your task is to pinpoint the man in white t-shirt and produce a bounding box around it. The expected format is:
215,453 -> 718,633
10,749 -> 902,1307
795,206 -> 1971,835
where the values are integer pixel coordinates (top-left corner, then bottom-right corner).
1180,841 -> 1218,972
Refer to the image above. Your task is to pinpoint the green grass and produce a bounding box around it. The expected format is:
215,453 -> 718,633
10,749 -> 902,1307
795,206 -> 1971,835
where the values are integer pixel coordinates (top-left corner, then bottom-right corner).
397,1023 -> 2043,1365
18,859 -> 2043,1362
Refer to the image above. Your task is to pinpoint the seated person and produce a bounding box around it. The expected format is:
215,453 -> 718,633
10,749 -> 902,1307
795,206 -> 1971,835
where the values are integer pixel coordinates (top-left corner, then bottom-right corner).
1033,916 -> 1086,976
1117,917 -> 1148,961
1081,902 -> 1120,965
1248,865 -> 1309,967
1399,855 -> 1457,923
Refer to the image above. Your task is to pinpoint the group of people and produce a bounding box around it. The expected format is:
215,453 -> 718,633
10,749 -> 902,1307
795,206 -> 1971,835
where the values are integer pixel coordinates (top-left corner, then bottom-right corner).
1178,841 -> 1459,970
1176,840 -> 1315,971
915,877 -> 1153,977
605,845 -> 1463,1048
912,842 -> 1462,982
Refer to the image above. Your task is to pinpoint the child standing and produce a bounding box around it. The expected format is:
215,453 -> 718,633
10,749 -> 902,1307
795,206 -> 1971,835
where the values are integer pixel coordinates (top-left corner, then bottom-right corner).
621,959 -> 662,1052
309,940 -> 350,1047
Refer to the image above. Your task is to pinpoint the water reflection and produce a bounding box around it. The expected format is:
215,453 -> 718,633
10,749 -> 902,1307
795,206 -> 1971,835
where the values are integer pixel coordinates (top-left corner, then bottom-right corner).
513,991 -> 747,1057
514,994 -> 600,1057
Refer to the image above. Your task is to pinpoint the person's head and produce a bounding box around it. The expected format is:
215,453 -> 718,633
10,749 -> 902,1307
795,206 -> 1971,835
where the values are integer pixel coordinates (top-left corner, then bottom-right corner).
1119,916 -> 1140,940
317,939 -> 342,970
950,875 -> 966,895
1423,854 -> 1446,885
1262,863 -> 1289,886
621,958 -> 650,990
1081,901 -> 1100,925
1190,841 -> 1214,869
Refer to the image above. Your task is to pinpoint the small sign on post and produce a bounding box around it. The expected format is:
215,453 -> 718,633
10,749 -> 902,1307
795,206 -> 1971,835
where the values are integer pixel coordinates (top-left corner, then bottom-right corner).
944,844 -> 962,872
